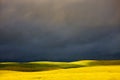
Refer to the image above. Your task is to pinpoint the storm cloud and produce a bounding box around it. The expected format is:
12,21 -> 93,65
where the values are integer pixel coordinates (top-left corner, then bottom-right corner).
0,0 -> 120,61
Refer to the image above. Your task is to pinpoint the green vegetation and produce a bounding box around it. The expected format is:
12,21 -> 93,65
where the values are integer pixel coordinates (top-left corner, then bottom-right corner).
0,61 -> 83,72
0,60 -> 120,72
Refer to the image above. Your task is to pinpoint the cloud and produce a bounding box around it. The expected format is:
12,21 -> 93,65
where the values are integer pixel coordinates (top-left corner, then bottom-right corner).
0,0 -> 120,61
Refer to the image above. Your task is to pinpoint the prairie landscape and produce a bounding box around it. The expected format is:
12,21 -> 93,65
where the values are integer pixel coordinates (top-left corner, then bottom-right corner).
0,60 -> 120,80
0,0 -> 120,80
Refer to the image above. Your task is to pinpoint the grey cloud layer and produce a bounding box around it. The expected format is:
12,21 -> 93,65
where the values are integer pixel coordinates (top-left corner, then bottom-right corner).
0,0 -> 120,61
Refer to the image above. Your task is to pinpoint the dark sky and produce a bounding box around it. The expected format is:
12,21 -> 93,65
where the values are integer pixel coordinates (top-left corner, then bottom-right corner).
0,0 -> 120,62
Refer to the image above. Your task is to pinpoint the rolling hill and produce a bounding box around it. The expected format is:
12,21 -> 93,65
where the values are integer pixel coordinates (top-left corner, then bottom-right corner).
0,60 -> 120,80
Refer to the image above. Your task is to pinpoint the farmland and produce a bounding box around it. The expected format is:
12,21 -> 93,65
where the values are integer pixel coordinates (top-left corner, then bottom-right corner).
0,60 -> 120,80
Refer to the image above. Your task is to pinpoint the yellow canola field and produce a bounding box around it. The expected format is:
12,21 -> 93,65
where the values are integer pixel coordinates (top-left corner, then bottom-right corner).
0,65 -> 120,80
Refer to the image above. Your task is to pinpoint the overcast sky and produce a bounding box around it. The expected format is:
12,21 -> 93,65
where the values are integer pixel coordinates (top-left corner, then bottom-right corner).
0,0 -> 120,62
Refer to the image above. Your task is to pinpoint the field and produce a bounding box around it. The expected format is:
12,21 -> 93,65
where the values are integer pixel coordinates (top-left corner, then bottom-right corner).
0,60 -> 120,80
